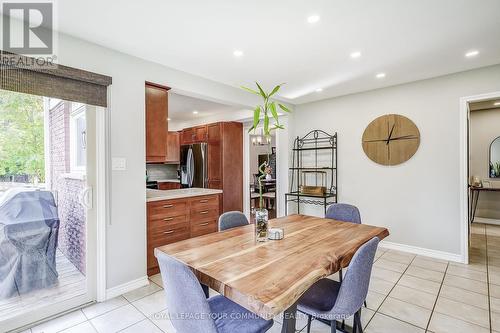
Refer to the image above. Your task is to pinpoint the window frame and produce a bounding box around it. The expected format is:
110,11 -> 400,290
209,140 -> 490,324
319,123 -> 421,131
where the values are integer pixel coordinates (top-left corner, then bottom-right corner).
69,104 -> 87,173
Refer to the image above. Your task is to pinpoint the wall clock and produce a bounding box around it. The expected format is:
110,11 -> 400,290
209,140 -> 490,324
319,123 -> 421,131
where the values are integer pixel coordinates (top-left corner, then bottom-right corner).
362,114 -> 420,166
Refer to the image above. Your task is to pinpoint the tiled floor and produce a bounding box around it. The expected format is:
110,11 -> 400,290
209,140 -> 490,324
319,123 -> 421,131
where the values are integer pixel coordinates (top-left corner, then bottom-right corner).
1,250 -> 86,322
17,223 -> 500,333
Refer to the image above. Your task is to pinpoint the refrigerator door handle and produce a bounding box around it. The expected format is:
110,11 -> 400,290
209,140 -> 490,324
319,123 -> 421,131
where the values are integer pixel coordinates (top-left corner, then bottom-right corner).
187,147 -> 194,187
202,143 -> 208,188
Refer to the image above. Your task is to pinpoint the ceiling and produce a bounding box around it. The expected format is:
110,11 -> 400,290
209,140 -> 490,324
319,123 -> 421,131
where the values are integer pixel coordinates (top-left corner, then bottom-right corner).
54,0 -> 500,104
168,92 -> 240,122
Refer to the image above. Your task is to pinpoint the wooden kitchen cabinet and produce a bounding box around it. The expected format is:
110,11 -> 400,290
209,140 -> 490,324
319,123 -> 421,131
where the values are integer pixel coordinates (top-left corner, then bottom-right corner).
194,125 -> 207,142
166,131 -> 180,163
145,82 -> 170,163
181,125 -> 208,145
181,128 -> 194,145
147,194 -> 221,275
158,182 -> 181,190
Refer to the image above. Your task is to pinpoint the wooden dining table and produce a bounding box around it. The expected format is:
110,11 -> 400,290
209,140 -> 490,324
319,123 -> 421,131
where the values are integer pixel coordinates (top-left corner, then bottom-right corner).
156,214 -> 389,333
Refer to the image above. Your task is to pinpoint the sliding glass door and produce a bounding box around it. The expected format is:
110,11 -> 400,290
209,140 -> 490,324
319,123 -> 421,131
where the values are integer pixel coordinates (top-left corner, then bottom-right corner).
0,90 -> 98,332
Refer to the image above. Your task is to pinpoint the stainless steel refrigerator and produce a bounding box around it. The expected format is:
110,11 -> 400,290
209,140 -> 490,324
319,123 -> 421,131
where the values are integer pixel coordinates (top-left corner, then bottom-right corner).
180,143 -> 208,188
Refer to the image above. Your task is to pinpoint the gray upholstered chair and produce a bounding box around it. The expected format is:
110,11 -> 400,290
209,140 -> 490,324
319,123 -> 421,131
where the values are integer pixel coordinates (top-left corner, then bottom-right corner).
298,237 -> 379,333
326,203 -> 361,224
218,211 -> 249,231
155,250 -> 274,333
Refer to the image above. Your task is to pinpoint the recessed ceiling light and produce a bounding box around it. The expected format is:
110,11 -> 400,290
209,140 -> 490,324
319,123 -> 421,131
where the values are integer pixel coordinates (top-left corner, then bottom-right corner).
233,50 -> 244,57
350,51 -> 362,59
375,73 -> 386,79
307,15 -> 320,24
494,102 -> 500,106
315,88 -> 323,92
465,50 -> 479,58
167,118 -> 171,121
193,110 -> 198,114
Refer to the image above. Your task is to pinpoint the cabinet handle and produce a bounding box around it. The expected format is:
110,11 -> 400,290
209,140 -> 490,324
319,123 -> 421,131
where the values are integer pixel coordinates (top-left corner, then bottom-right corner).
163,217 -> 174,221
200,211 -> 209,214
199,199 -> 208,203
163,204 -> 174,208
199,222 -> 209,226
163,230 -> 175,234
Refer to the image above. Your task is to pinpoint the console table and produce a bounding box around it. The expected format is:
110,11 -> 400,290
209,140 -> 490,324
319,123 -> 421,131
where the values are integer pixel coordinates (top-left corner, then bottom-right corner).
469,186 -> 500,224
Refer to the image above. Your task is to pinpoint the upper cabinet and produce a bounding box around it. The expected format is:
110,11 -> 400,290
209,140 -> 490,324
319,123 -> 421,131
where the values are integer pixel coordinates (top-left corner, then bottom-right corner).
166,131 -> 180,163
145,83 -> 169,163
180,125 -> 207,145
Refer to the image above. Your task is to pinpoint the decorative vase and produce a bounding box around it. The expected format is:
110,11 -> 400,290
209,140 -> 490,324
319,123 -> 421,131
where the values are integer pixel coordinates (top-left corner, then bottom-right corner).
255,208 -> 269,242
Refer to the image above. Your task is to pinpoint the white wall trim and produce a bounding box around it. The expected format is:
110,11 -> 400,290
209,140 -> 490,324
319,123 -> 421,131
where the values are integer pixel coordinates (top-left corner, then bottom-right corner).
105,276 -> 149,300
459,91 -> 500,266
380,241 -> 464,263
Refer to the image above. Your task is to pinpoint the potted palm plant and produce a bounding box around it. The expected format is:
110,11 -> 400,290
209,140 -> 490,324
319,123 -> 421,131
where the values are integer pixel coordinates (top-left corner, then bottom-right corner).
242,82 -> 291,242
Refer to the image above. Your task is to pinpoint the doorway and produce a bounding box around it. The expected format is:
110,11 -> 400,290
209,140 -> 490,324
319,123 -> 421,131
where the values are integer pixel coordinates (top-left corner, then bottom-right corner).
460,91 -> 500,264
0,90 -> 100,331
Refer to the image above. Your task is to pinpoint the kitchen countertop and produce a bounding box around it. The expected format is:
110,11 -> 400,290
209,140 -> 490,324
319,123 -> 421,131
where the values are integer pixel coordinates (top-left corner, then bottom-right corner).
146,188 -> 223,202
151,179 -> 180,183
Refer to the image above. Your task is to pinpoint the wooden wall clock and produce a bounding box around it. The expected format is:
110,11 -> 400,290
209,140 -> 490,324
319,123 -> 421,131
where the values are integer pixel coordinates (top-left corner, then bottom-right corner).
362,114 -> 420,166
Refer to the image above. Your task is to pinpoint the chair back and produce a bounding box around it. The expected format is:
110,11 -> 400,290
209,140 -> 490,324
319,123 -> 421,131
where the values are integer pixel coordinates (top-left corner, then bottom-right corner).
326,203 -> 361,224
332,237 -> 379,316
155,250 -> 218,333
218,211 -> 249,231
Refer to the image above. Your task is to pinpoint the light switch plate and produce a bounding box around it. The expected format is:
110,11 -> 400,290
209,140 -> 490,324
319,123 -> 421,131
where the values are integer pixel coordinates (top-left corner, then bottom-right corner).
112,157 -> 127,171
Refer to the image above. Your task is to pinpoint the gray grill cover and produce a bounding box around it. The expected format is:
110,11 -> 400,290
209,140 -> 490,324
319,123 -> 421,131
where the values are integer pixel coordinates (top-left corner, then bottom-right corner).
0,189 -> 60,299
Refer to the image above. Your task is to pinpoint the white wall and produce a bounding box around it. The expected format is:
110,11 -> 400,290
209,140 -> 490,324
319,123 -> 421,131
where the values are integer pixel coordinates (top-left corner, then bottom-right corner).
54,31 -> 264,289
292,65 -> 500,257
470,108 -> 500,219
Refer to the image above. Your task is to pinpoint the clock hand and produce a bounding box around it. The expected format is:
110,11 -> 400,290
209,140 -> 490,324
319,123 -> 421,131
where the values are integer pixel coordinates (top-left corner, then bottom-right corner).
389,135 -> 419,141
386,123 -> 395,145
363,138 -> 389,143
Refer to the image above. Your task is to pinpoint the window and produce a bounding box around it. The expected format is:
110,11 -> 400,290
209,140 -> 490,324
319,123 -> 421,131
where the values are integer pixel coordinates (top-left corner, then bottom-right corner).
70,104 -> 86,173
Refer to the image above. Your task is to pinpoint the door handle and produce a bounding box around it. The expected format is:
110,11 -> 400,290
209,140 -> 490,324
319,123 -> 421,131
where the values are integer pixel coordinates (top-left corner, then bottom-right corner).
163,204 -> 174,208
199,222 -> 209,226
200,211 -> 209,214
163,217 -> 174,221
199,199 -> 208,203
163,230 -> 175,234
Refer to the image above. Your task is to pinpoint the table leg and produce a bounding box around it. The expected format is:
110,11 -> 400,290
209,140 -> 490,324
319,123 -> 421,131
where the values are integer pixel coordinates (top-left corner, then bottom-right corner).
472,191 -> 480,224
281,302 -> 297,333
201,283 -> 209,298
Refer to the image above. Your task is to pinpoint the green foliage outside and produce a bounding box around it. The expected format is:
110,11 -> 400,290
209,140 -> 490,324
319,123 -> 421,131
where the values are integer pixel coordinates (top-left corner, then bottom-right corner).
0,90 -> 45,182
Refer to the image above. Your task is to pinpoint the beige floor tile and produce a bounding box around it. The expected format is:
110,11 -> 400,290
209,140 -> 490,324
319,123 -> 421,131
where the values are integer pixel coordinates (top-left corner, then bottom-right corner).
149,274 -> 163,287
368,277 -> 395,295
438,284 -> 488,310
492,297 -> 500,314
123,283 -> 162,302
120,319 -> 163,333
59,321 -> 97,333
491,284 -> 500,299
434,297 -> 489,329
90,304 -> 145,333
428,312 -> 490,333
132,291 -> 167,317
365,290 -> 386,311
365,313 -> 424,333
82,296 -> 128,320
371,267 -> 402,283
397,274 -> 441,295
373,259 -> 408,273
492,311 -> 500,332
307,309 -> 374,332
411,257 -> 448,273
450,261 -> 487,272
380,251 -> 415,265
378,297 -> 431,329
32,310 -> 88,333
488,256 -> 500,267
405,266 -> 444,283
446,264 -> 487,282
149,310 -> 176,333
389,285 -> 437,309
442,274 -> 488,295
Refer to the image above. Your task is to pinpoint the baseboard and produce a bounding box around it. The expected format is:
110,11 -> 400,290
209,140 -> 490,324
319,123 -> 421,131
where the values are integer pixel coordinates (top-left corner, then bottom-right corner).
380,240 -> 464,263
105,276 -> 149,300
473,217 -> 500,226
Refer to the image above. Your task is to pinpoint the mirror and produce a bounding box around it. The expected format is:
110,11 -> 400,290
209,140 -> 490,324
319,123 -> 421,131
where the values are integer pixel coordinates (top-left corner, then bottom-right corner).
490,136 -> 500,178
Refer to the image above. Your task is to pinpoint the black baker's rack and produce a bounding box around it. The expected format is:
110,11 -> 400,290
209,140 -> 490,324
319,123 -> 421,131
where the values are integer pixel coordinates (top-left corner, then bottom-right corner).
285,130 -> 337,216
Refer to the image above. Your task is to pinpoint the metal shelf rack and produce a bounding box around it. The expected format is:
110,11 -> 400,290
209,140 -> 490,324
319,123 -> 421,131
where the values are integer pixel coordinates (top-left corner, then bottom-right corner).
285,130 -> 337,216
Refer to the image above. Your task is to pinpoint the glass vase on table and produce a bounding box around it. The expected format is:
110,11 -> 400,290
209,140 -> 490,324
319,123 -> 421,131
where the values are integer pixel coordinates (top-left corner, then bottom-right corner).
255,208 -> 269,242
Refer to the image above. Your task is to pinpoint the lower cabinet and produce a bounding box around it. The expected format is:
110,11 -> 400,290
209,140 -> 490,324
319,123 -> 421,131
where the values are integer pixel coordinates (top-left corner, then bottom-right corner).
157,181 -> 181,190
147,194 -> 220,276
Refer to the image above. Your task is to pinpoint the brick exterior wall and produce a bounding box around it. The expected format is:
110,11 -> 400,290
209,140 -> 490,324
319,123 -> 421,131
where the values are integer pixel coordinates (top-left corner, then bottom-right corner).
49,101 -> 86,275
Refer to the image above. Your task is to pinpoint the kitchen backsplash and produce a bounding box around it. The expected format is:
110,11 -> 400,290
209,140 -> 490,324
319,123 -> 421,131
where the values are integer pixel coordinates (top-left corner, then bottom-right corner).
146,164 -> 179,181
